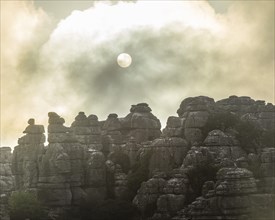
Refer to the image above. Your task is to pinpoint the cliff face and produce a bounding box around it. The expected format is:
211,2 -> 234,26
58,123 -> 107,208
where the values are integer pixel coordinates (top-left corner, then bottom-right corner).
1,95 -> 274,220
0,147 -> 14,220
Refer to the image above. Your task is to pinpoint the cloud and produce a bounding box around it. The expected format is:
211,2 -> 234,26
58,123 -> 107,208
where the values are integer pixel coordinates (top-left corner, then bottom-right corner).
0,1 -> 53,146
1,1 -> 274,148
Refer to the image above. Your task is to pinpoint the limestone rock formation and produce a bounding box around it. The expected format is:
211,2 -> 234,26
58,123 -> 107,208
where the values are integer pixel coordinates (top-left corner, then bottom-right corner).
113,164 -> 129,199
203,129 -> 247,162
146,137 -> 189,176
133,170 -> 190,219
248,148 -> 275,220
38,113 -> 90,207
177,96 -> 215,144
0,147 -> 14,220
185,168 -> 257,220
217,95 -> 275,130
85,150 -> 106,202
71,112 -> 103,151
133,173 -> 166,216
2,96 -> 274,220
48,112 -> 74,143
153,171 -> 190,220
12,119 -> 45,190
121,137 -> 142,167
102,113 -> 124,155
121,103 -> 161,143
0,147 -> 14,194
163,116 -> 184,138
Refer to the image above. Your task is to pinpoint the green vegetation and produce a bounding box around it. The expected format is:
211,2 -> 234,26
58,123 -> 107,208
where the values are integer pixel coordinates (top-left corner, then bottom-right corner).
9,191 -> 47,220
186,165 -> 218,199
235,120 -> 262,153
203,112 -> 263,153
109,151 -> 131,173
202,112 -> 239,137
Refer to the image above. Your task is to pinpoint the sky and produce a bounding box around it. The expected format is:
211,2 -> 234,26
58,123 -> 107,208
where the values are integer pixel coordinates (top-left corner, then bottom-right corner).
1,0 -> 274,148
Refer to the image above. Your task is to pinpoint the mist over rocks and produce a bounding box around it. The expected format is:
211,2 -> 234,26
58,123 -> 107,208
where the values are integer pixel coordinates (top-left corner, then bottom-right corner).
0,95 -> 274,220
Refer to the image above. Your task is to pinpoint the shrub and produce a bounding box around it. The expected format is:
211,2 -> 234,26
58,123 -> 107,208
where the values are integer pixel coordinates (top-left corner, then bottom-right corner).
235,120 -> 262,153
186,165 -> 218,199
109,151 -> 131,173
202,112 -> 239,138
9,191 -> 47,220
203,111 -> 263,153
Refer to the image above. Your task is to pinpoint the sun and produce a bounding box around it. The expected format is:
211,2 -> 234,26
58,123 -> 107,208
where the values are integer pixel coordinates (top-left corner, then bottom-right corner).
117,53 -> 132,68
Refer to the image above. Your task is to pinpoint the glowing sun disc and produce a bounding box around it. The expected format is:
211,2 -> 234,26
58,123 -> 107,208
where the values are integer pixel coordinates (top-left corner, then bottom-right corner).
117,53 -> 132,68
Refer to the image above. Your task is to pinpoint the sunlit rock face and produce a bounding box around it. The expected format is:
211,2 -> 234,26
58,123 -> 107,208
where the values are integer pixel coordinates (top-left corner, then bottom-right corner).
38,112 -> 107,207
71,112 -> 103,151
12,119 -> 45,190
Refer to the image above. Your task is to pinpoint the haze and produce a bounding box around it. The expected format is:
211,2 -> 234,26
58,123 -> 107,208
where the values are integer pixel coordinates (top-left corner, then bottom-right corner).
1,1 -> 274,148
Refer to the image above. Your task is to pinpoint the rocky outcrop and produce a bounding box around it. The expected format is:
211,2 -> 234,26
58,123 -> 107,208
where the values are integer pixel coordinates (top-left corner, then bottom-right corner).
258,148 -> 275,193
146,137 -> 189,176
177,96 -> 215,144
217,95 -> 275,130
133,173 -> 166,216
185,168 -> 257,220
71,112 -> 103,152
0,147 -> 14,195
248,148 -> 275,220
102,113 -> 124,155
152,171 -> 190,220
12,119 -> 45,190
121,137 -> 142,167
3,96 -> 274,220
121,103 -> 161,143
0,147 -> 14,220
85,150 -> 106,202
133,170 -> 190,219
203,129 -> 247,162
163,116 -> 184,138
113,164 -> 129,199
38,112 -> 107,207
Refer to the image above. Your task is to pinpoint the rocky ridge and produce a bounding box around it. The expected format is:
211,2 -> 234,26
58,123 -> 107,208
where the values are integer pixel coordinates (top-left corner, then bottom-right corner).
0,95 -> 274,220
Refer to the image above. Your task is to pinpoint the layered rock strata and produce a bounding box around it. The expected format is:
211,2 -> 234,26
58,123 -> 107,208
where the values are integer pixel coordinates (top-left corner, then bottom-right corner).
0,147 -> 14,220
2,96 -> 274,220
